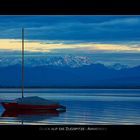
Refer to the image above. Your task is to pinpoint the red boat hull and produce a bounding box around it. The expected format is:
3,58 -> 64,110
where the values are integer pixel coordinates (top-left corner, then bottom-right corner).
1,102 -> 64,110
2,109 -> 60,117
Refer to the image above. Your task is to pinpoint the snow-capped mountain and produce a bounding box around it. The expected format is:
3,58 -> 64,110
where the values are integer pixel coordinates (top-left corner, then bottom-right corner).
0,55 -> 94,68
0,54 -> 133,70
107,63 -> 129,70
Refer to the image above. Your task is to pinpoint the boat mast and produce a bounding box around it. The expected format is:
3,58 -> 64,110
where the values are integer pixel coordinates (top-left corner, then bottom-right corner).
22,28 -> 24,98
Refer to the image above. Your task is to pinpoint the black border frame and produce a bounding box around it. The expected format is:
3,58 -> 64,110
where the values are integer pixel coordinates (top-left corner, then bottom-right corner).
0,0 -> 140,136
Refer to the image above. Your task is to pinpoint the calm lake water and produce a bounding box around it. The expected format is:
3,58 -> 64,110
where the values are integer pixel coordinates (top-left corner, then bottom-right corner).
0,89 -> 140,125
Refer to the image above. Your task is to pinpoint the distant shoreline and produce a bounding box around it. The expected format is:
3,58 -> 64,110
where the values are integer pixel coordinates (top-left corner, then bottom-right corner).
0,87 -> 140,89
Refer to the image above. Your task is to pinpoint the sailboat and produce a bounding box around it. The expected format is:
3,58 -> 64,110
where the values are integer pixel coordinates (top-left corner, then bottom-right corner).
1,28 -> 66,111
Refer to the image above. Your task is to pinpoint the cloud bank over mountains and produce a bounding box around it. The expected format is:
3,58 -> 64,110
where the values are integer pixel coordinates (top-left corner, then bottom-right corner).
0,16 -> 140,68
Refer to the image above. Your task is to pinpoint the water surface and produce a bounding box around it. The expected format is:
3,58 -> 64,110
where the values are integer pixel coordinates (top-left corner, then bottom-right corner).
0,89 -> 140,125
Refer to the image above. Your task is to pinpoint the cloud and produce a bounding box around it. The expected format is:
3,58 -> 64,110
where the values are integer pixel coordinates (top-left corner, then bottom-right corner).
97,17 -> 140,26
0,16 -> 140,42
0,39 -> 140,53
85,43 -> 140,52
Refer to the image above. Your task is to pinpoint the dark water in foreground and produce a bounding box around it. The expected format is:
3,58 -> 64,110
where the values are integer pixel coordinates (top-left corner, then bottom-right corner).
0,89 -> 140,125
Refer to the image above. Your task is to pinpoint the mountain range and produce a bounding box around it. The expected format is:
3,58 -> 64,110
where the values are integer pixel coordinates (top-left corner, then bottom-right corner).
0,55 -> 94,68
0,63 -> 140,88
0,54 -> 130,70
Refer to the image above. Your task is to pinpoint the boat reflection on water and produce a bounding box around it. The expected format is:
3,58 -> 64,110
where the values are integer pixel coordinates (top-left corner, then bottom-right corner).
0,109 -> 66,124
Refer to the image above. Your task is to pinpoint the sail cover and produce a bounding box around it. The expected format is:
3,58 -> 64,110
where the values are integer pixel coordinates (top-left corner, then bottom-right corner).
16,96 -> 59,106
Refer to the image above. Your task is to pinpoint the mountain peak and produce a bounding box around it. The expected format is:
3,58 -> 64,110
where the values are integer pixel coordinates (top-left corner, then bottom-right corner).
108,63 -> 129,70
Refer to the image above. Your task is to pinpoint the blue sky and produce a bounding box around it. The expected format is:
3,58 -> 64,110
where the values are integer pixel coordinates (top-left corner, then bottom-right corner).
0,15 -> 140,67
